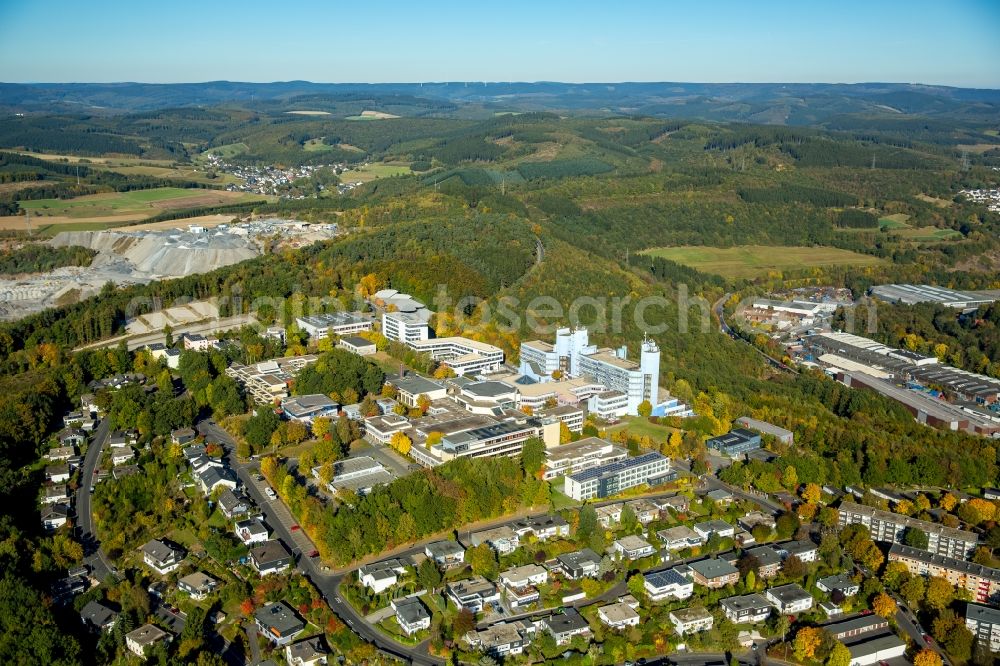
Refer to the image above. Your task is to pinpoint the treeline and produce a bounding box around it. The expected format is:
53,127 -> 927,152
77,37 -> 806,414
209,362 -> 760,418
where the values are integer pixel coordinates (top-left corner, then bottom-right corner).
429,136 -> 504,164
736,184 -> 857,208
0,244 -> 96,275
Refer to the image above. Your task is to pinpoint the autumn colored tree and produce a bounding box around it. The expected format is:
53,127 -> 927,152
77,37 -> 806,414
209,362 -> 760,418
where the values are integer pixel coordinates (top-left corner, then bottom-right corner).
900,575 -> 925,606
801,483 -> 822,504
389,431 -> 412,456
913,648 -> 942,666
826,641 -> 851,666
637,400 -> 652,417
872,592 -> 897,618
924,576 -> 954,612
425,431 -> 443,449
466,544 -> 498,580
959,498 -> 996,525
939,493 -> 958,512
793,626 -> 824,662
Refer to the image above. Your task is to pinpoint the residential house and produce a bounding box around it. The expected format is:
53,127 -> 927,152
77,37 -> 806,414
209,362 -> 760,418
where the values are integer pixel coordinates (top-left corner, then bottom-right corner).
739,511 -> 776,533
47,446 -> 76,462
250,540 -> 293,576
555,548 -> 602,580
359,559 -> 408,594
108,430 -> 137,448
689,558 -> 740,589
657,525 -> 704,551
285,636 -> 329,666
392,597 -> 431,635
217,489 -> 250,519
194,465 -> 238,495
744,546 -> 782,578
500,564 -> 547,608
625,498 -> 661,524
470,526 -> 520,555
447,576 -> 500,613
512,514 -> 569,541
80,600 -> 118,633
111,448 -> 135,466
126,624 -> 172,657
171,427 -> 197,446
720,593 -> 772,624
595,503 -> 623,528
779,539 -> 819,563
41,503 -> 69,531
540,608 -> 592,645
654,494 -> 690,514
235,518 -> 269,545
644,568 -> 694,601
424,540 -> 465,568
464,621 -> 534,657
112,465 -> 140,480
669,607 -> 714,635
178,572 -> 219,601
706,488 -> 734,506
765,583 -> 814,614
255,601 -> 305,646
817,573 -> 860,598
46,463 -> 70,483
598,601 -> 640,629
58,428 -> 86,448
693,520 -> 735,541
613,535 -> 655,560
141,539 -> 185,575
42,484 -> 69,505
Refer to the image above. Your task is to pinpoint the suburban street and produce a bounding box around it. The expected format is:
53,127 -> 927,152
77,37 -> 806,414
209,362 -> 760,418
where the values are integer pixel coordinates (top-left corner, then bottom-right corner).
76,417 -> 115,581
198,416 -> 792,665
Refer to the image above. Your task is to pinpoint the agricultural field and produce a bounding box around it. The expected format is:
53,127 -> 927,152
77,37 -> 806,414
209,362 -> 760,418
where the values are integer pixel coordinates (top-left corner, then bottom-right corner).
641,245 -> 886,279
345,110 -> 401,120
895,227 -> 963,242
338,163 -> 413,183
1,188 -> 262,234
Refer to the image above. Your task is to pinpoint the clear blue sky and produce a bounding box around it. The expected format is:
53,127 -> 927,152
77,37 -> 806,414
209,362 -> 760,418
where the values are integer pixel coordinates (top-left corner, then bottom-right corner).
1,0 -> 998,87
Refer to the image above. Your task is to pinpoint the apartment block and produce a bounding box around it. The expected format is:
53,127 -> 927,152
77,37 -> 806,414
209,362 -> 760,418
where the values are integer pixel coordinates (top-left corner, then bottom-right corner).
563,452 -> 670,501
839,501 -> 978,559
888,543 -> 1000,603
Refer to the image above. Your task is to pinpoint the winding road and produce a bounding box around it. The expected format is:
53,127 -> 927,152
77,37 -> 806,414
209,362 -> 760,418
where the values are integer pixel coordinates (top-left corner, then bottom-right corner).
76,418 -> 115,581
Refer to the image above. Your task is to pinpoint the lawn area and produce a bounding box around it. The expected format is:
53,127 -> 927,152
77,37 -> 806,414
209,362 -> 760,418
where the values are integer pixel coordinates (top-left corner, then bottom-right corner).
201,142 -> 249,159
549,483 -> 580,511
915,193 -> 954,208
640,245 -> 886,279
897,227 -> 963,242
604,415 -> 679,441
878,213 -> 911,230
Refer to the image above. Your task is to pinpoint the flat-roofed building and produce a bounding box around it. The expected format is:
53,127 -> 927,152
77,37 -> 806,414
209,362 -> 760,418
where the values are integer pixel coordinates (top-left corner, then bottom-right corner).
644,568 -> 694,601
817,573 -> 860,598
822,615 -> 889,641
658,525 -> 704,551
282,394 -> 339,424
613,535 -> 655,560
255,601 -> 305,646
409,337 -> 504,376
846,633 -> 906,666
543,437 -> 628,480
390,375 -> 447,408
670,606 -> 714,635
555,548 -> 602,579
470,526 -> 520,555
720,593 -> 772,624
564,452 -> 670,501
888,543 -> 1000,603
437,420 -> 540,462
382,310 -> 430,345
338,335 -> 377,356
598,601 -> 640,629
226,355 -> 319,404
296,312 -> 372,339
315,456 -> 395,496
735,416 -> 794,444
464,621 -> 533,657
839,501 -> 978,560
965,602 -> 1000,652
425,540 -> 465,568
706,428 -> 761,457
447,576 -> 500,613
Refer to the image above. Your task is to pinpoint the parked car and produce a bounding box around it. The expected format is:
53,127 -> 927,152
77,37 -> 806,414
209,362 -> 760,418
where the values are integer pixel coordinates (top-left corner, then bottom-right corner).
264,487 -> 276,500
